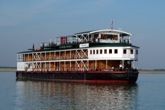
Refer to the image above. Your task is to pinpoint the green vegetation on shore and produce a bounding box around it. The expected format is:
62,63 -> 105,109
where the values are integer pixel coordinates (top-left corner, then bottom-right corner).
139,69 -> 165,72
0,67 -> 16,72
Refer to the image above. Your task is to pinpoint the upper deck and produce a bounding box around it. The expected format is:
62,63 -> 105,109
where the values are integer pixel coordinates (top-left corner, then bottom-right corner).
75,29 -> 131,44
18,29 -> 135,54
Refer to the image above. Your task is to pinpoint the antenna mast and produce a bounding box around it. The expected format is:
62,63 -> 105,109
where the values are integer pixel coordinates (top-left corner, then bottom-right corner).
111,20 -> 114,29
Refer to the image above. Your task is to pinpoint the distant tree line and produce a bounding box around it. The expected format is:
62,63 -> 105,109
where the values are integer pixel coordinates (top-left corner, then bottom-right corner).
138,69 -> 165,71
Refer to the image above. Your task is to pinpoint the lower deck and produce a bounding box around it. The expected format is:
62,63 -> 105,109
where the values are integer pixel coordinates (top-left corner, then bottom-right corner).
25,60 -> 132,72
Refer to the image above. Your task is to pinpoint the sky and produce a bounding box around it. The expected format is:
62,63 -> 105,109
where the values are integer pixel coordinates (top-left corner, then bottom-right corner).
0,0 -> 165,69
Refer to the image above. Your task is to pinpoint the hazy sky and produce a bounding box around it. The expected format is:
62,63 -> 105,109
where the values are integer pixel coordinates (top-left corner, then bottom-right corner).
0,0 -> 165,69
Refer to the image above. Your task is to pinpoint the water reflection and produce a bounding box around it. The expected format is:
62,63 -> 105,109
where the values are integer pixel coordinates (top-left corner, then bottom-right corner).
15,81 -> 138,110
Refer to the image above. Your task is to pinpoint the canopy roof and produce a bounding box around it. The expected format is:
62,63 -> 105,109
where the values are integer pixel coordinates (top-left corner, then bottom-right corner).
75,29 -> 132,36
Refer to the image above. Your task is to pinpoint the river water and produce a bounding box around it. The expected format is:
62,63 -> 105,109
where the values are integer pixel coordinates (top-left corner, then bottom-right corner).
0,72 -> 165,110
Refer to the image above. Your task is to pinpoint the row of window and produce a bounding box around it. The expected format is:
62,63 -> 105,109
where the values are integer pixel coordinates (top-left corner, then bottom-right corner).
123,49 -> 134,54
90,49 -> 138,55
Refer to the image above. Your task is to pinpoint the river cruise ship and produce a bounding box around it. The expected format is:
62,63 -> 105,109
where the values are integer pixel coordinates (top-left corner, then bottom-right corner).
16,28 -> 139,83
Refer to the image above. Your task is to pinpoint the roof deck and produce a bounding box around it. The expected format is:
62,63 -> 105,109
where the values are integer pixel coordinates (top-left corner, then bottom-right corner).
20,29 -> 133,53
74,29 -> 131,43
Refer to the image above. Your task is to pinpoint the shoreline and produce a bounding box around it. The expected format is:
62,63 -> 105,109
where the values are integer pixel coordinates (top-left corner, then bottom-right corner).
138,69 -> 165,73
139,70 -> 165,74
0,67 -> 16,72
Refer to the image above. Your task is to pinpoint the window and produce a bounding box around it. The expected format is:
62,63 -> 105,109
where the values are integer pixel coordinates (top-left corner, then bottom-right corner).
109,49 -> 112,54
104,49 -> 107,54
96,50 -> 98,54
130,49 -> 133,54
90,50 -> 92,54
123,49 -> 127,54
93,50 -> 95,54
100,49 -> 102,54
114,49 -> 118,54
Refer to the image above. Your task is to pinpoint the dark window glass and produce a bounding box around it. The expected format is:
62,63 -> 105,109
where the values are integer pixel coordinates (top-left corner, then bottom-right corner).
123,49 -> 127,54
131,49 -> 133,54
93,50 -> 95,54
90,50 -> 92,54
114,49 -> 118,54
109,49 -> 112,54
96,50 -> 98,54
104,49 -> 107,54
100,49 -> 102,54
